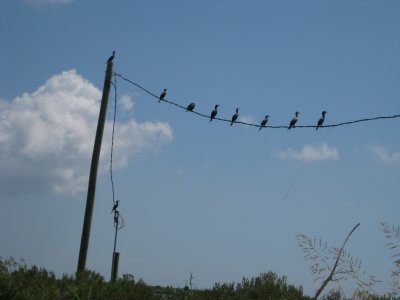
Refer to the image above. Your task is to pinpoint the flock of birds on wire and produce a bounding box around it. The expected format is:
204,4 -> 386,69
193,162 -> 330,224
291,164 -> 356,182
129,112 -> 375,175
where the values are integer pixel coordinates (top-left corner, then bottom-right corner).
107,51 -> 329,131
158,88 -> 328,131
106,51 -> 400,215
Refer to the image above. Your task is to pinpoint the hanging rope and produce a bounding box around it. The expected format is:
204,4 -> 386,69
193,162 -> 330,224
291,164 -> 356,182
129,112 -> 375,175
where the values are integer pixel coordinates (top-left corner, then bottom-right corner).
110,75 -> 117,206
110,74 -> 125,231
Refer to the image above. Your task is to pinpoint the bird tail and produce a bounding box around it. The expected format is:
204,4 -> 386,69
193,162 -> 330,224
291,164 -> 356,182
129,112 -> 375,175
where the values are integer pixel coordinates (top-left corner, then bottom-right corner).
315,126 -> 319,131
230,122 -> 233,126
209,118 -> 212,122
158,99 -> 162,103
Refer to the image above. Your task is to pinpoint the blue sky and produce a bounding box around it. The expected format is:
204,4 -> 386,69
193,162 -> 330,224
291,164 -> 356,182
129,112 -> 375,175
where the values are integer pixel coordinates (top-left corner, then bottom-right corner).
1,0 -> 400,297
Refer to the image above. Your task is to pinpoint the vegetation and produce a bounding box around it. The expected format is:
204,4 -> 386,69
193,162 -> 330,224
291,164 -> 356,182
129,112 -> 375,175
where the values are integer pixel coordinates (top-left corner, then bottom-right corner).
296,222 -> 400,300
1,222 -> 399,299
0,256 -> 310,300
381,222 -> 400,297
0,257 -> 153,300
1,256 -> 399,300
296,223 -> 380,299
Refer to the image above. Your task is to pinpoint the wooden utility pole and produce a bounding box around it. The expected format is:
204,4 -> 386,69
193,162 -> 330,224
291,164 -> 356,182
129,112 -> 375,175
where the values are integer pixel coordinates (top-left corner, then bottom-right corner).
77,61 -> 113,273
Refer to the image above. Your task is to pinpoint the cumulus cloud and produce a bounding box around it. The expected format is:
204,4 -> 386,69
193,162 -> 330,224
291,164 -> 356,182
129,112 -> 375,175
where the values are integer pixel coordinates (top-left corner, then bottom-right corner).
25,0 -> 74,7
119,94 -> 134,112
369,146 -> 400,163
276,143 -> 339,161
0,70 -> 173,196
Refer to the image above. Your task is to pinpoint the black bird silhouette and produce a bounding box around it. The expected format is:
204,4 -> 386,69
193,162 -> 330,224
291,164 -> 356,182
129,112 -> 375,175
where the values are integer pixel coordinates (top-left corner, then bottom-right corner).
288,112 -> 300,130
230,108 -> 239,126
186,102 -> 195,112
209,105 -> 219,122
316,111 -> 327,130
111,200 -> 119,213
259,115 -> 270,131
159,89 -> 167,102
107,51 -> 115,63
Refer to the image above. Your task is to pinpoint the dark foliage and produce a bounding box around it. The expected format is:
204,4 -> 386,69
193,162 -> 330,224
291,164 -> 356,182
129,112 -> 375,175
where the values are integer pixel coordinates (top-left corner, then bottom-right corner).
1,257 -> 398,300
0,257 -> 310,300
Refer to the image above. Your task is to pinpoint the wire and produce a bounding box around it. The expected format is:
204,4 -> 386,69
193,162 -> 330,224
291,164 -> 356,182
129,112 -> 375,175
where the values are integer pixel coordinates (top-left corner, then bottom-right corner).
283,164 -> 306,200
115,73 -> 400,129
110,75 -> 117,206
110,75 -> 125,231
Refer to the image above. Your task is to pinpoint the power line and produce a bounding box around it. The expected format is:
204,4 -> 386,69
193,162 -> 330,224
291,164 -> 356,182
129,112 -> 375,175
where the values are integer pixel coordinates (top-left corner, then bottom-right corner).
115,73 -> 400,129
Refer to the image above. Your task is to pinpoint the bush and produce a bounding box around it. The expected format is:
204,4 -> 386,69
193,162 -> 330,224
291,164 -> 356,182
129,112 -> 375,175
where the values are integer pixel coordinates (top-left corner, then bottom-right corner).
2,257 -> 397,299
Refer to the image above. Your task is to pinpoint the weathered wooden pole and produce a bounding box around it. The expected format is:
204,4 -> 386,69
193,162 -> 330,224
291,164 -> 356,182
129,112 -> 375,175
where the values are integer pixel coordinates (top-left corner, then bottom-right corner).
77,61 -> 113,273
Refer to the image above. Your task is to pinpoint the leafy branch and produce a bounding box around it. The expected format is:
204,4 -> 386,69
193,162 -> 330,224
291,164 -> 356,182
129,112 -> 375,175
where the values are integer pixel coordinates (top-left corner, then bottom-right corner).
297,223 -> 380,299
381,221 -> 400,296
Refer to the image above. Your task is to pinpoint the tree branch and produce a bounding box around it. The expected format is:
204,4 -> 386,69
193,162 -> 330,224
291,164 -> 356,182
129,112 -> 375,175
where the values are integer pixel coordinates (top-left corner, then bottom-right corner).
314,223 -> 361,300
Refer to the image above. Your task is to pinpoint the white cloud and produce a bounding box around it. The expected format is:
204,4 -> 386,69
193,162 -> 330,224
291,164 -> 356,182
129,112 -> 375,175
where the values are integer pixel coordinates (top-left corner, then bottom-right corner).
119,94 -> 134,112
369,146 -> 400,163
25,0 -> 74,6
276,143 -> 339,162
0,98 -> 11,110
239,115 -> 257,124
0,70 -> 173,196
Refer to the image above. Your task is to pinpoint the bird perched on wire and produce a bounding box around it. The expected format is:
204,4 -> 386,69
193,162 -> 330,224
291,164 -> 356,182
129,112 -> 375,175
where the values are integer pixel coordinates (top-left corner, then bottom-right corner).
288,111 -> 300,130
316,111 -> 327,130
107,51 -> 115,63
186,102 -> 195,112
159,89 -> 167,102
230,108 -> 239,126
209,104 -> 219,122
259,115 -> 270,131
111,200 -> 119,213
